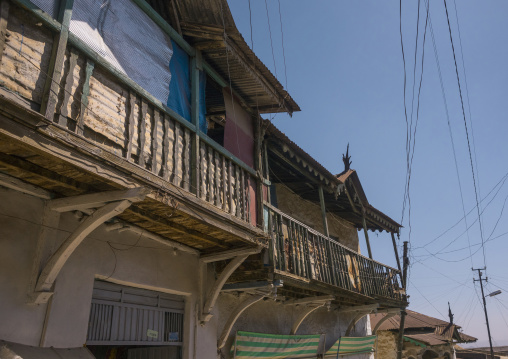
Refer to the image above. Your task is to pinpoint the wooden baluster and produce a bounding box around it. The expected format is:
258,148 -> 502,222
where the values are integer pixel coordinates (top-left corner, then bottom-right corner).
138,101 -> 147,167
199,141 -> 207,200
235,165 -> 241,218
183,128 -> 191,191
214,151 -> 220,208
207,147 -> 214,203
240,169 -> 246,221
161,116 -> 170,180
126,92 -> 136,161
151,109 -> 159,175
221,156 -> 227,212
228,160 -> 234,214
58,49 -> 78,128
77,59 -> 94,136
246,174 -> 251,224
173,123 -> 182,187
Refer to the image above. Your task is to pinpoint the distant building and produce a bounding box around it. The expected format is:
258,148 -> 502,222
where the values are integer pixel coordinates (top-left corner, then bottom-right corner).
371,310 -> 477,359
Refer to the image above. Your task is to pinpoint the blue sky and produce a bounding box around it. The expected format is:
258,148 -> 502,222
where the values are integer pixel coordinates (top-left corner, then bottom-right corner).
228,0 -> 508,346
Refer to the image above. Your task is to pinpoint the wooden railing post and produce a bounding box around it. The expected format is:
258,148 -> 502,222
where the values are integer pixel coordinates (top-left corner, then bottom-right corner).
190,52 -> 202,196
40,0 -> 74,123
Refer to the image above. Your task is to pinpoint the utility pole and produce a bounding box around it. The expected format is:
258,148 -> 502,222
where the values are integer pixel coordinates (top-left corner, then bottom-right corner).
397,241 -> 409,359
473,268 -> 495,359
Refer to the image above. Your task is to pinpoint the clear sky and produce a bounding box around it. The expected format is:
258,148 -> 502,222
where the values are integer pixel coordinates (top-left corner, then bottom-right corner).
228,0 -> 508,347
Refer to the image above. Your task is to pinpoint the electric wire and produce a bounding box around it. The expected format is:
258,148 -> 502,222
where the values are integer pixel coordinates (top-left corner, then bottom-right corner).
443,0 -> 486,267
277,0 -> 288,90
264,0 -> 278,79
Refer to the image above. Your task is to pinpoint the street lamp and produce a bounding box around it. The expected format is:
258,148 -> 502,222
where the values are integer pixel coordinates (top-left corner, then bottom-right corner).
486,290 -> 502,298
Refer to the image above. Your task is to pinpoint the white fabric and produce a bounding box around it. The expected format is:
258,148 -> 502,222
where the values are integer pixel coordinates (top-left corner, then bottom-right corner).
69,0 -> 173,103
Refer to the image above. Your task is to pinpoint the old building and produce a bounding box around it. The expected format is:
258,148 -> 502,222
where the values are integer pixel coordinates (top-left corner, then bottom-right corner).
0,0 -> 405,358
371,310 -> 477,359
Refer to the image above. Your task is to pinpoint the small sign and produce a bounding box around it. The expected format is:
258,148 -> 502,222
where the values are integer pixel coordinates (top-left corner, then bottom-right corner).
168,332 -> 179,341
147,329 -> 159,339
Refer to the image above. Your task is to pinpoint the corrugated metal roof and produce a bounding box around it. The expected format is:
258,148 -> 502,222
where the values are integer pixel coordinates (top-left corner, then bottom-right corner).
173,0 -> 300,115
371,310 -> 477,344
405,334 -> 448,346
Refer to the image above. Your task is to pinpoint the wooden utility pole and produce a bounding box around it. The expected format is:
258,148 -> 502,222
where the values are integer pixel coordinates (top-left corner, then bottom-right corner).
473,268 -> 495,359
397,241 -> 409,359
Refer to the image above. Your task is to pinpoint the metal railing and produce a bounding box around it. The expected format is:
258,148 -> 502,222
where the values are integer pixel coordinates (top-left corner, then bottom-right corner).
264,204 -> 403,300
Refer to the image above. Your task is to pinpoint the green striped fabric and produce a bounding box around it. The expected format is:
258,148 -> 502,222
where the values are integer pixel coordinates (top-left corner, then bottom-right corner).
231,331 -> 322,359
324,336 -> 376,357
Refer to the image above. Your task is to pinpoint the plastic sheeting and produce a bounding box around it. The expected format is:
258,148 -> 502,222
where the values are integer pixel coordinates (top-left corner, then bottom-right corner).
167,39 -> 207,133
29,0 -> 59,19
69,0 -> 173,104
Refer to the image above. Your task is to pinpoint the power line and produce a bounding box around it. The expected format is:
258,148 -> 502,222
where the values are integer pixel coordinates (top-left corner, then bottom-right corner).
264,0 -> 278,79
443,0 -> 486,267
277,0 -> 288,90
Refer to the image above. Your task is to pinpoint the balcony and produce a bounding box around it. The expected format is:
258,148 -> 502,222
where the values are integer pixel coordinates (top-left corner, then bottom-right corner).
0,0 -> 265,254
264,204 -> 404,305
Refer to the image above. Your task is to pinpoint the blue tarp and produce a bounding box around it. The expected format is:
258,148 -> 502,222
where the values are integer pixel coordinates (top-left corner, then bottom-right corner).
167,40 -> 207,134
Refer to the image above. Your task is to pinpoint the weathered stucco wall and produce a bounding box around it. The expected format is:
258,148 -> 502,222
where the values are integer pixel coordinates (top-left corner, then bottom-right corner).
0,187 -> 202,358
216,293 -> 370,358
274,184 -> 360,251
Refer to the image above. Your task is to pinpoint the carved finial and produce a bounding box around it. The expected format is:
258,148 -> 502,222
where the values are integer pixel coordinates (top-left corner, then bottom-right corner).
342,143 -> 352,171
448,302 -> 454,324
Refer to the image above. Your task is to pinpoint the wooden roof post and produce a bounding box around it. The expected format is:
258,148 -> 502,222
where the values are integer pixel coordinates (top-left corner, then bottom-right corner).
190,51 -> 202,196
362,211 -> 373,259
391,232 -> 402,275
318,186 -> 329,237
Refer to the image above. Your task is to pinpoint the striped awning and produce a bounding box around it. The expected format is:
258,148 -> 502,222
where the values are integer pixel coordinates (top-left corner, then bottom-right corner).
325,336 -> 376,357
231,331 -> 322,359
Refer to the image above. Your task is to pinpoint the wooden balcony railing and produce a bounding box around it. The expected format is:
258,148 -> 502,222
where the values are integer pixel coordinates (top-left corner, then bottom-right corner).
264,204 -> 403,301
0,0 -> 256,226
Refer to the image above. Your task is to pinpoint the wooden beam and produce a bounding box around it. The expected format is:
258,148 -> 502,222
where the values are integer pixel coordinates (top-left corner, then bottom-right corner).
48,187 -> 150,212
190,54 -> 201,196
372,312 -> 398,334
362,213 -> 373,259
217,292 -> 268,350
221,280 -> 279,292
318,186 -> 329,237
345,311 -> 370,336
40,0 -> 74,121
391,232 -> 402,275
126,205 -> 230,249
35,199 -> 133,296
285,295 -> 335,306
28,203 -> 60,304
200,246 -> 262,263
290,303 -> 326,335
336,303 -> 379,313
0,172 -> 52,199
105,221 -> 199,255
0,0 -> 9,64
76,59 -> 94,136
201,254 -> 250,323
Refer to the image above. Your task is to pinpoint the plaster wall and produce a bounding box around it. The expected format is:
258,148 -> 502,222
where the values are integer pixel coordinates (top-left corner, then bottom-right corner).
0,187 -> 202,358
274,184 -> 360,251
216,292 -> 371,358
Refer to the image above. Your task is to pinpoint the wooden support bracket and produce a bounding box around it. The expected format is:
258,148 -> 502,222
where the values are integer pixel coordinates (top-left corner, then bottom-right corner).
345,311 -> 372,336
290,303 -> 328,335
0,172 -> 52,199
200,254 -> 250,324
199,246 -> 262,264
284,295 -> 335,306
372,311 -> 399,334
30,188 -> 149,303
217,292 -> 270,350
